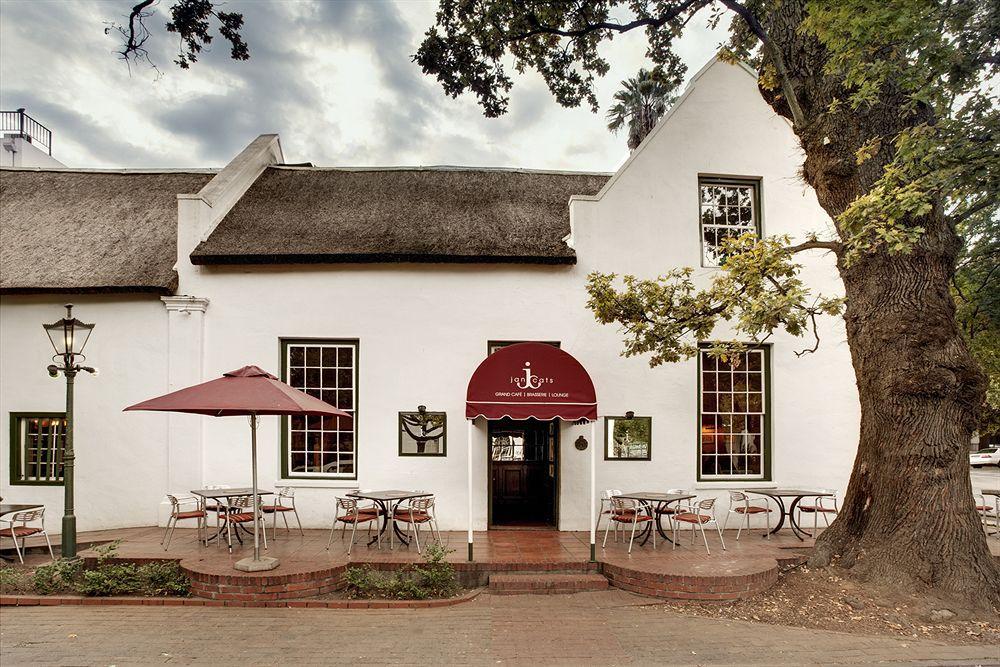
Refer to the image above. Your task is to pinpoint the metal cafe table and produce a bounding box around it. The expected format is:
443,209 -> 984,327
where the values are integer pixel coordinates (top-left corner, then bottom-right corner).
0,504 -> 44,561
347,490 -> 432,547
747,489 -> 834,540
613,492 -> 696,545
190,488 -> 273,545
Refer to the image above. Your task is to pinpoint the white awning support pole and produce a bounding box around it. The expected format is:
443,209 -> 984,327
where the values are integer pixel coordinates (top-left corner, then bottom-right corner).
467,417 -> 474,562
590,419 -> 596,562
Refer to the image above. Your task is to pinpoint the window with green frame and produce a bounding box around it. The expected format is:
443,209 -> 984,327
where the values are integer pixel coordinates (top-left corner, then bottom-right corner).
9,412 -> 66,485
698,176 -> 762,267
697,346 -> 771,480
280,338 -> 358,479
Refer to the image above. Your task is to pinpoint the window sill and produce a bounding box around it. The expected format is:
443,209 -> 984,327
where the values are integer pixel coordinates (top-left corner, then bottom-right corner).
276,479 -> 359,489
694,481 -> 775,490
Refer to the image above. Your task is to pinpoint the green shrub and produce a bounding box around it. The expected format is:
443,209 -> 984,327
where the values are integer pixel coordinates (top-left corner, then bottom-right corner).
138,561 -> 190,596
76,563 -> 142,596
344,545 -> 458,600
32,558 -> 82,594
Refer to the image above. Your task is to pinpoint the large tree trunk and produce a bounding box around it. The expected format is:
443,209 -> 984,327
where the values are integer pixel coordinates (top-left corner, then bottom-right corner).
760,4 -> 1000,608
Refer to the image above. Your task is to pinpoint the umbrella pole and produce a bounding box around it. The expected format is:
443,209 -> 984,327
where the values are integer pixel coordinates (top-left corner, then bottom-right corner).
235,413 -> 278,572
251,414 -> 260,561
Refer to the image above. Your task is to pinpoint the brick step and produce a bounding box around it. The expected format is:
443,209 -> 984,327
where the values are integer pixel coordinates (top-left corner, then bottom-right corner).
489,573 -> 609,595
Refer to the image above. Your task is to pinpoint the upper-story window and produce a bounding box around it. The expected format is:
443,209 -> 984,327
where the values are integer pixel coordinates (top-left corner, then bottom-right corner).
280,338 -> 358,479
699,177 -> 761,267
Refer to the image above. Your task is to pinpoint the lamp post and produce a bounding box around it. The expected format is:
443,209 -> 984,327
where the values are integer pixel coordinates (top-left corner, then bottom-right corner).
43,304 -> 95,559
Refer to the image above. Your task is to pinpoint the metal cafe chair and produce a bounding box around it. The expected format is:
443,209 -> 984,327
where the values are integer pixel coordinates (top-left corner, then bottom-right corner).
393,496 -> 441,553
603,497 -> 655,554
328,496 -> 381,555
672,497 -> 727,555
219,494 -> 268,554
975,494 -> 997,536
261,486 -> 303,538
796,488 -> 839,535
723,490 -> 773,540
594,489 -> 624,536
162,494 -> 207,550
202,484 -> 232,538
0,508 -> 54,564
654,488 -> 690,531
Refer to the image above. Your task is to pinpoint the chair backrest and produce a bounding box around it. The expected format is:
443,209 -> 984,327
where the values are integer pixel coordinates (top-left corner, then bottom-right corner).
6,508 -> 44,524
165,494 -> 191,511
603,489 -> 620,499
228,495 -> 254,509
276,487 -> 295,498
337,496 -> 359,513
696,497 -> 717,512
611,497 -> 641,511
729,490 -> 749,503
409,497 -> 434,512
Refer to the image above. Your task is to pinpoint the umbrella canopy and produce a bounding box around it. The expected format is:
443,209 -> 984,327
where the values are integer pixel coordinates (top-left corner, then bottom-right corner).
124,365 -> 351,419
125,365 -> 349,572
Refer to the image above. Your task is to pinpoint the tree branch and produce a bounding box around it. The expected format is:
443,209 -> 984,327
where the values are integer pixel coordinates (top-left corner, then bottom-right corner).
512,1 -> 703,40
786,240 -> 843,254
717,0 -> 806,128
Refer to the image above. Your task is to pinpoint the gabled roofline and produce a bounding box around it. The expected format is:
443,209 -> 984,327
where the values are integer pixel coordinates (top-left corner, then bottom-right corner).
267,164 -> 612,177
569,54 -> 759,205
0,167 -> 218,174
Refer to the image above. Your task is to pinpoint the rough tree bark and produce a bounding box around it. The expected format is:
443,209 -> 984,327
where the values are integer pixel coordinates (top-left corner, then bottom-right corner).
761,5 -> 1000,607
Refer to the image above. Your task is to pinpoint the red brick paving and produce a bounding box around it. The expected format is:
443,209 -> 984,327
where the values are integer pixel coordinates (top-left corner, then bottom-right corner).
2,590 -> 997,665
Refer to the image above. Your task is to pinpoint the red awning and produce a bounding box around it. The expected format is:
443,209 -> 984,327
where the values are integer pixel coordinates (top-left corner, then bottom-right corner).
466,343 -> 597,421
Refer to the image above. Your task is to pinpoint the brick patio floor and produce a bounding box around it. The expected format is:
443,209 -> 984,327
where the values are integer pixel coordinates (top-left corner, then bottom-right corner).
1,589 -> 997,666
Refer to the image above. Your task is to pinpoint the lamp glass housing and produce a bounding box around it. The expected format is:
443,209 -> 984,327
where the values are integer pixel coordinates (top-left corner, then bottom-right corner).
43,305 -> 94,358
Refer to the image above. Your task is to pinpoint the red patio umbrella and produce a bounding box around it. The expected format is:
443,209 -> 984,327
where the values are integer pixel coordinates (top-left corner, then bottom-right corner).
124,365 -> 351,571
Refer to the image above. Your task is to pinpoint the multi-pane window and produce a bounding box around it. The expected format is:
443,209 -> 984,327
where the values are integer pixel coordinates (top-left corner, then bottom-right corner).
487,340 -> 560,356
699,178 -> 760,266
281,339 -> 358,478
699,347 -> 769,479
9,413 -> 66,485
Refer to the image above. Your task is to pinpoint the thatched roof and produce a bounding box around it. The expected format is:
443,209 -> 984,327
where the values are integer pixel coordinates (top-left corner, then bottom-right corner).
190,166 -> 609,265
0,169 -> 214,294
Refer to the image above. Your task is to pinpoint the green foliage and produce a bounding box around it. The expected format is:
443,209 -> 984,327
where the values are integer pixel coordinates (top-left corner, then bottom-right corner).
31,558 -> 82,595
0,539 -> 189,598
344,544 -> 459,600
587,234 -> 845,366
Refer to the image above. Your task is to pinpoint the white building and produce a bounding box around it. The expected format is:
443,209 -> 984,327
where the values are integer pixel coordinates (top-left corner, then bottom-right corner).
0,58 -> 860,536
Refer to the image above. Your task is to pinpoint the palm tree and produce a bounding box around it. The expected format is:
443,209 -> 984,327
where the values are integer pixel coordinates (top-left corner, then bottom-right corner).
606,68 -> 679,150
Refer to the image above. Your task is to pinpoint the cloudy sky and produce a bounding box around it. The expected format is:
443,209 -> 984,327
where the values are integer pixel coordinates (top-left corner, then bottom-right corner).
0,1 -> 728,171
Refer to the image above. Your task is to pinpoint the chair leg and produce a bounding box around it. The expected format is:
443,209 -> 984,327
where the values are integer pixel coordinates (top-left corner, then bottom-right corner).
11,534 -> 24,564
294,509 -> 304,536
413,522 -> 422,554
699,521 -> 711,555
347,521 -> 357,556
602,516 -> 613,548
161,516 -> 173,546
163,516 -> 178,551
672,520 -> 679,550
628,518 -> 639,554
736,512 -> 745,541
42,531 -> 54,560
765,505 -> 771,538
282,512 -> 290,535
226,521 -> 233,554
716,520 -> 726,551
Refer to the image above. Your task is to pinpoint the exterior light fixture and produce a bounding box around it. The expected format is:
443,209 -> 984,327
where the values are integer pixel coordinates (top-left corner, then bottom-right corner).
42,304 -> 96,559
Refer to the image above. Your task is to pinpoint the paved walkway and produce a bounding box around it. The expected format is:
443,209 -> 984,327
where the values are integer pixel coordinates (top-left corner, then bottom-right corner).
1,590 -> 997,666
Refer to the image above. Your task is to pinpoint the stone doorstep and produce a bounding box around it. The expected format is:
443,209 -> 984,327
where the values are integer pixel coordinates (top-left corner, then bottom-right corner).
489,573 -> 610,595
0,588 -> 484,609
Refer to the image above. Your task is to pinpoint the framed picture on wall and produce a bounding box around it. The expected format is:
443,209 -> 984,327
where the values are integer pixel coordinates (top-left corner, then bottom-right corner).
398,407 -> 447,456
604,414 -> 652,461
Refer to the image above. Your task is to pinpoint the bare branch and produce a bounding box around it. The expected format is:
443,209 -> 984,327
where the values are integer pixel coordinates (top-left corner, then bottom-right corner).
787,239 -> 843,254
512,1 -> 703,40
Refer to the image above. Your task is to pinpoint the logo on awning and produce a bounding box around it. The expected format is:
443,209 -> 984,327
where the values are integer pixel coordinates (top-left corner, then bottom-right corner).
511,361 -> 553,390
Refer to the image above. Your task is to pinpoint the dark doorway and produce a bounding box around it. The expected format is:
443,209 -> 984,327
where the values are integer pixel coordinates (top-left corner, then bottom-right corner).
488,418 -> 558,528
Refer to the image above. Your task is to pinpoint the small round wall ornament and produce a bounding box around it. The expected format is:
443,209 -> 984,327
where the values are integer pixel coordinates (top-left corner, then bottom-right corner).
575,435 -> 588,451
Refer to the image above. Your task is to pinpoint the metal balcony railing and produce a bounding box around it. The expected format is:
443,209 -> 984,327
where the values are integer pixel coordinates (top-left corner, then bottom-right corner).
1,108 -> 52,155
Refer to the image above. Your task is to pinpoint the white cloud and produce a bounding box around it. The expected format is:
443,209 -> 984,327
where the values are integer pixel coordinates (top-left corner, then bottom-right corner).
0,0 -> 730,171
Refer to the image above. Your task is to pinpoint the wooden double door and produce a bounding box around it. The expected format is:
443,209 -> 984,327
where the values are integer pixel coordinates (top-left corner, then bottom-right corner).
488,418 -> 558,528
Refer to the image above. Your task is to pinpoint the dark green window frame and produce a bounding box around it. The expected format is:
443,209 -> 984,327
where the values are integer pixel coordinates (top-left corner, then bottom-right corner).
9,412 -> 66,486
696,344 -> 772,481
279,338 -> 359,480
487,340 -> 560,356
398,411 -> 447,457
698,175 -> 763,268
604,415 -> 653,461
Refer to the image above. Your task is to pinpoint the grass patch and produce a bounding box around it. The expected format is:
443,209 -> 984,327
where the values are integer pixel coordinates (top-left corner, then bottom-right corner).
344,544 -> 460,600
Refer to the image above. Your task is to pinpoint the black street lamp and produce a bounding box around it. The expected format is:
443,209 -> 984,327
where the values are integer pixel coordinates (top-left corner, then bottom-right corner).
43,304 -> 96,559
